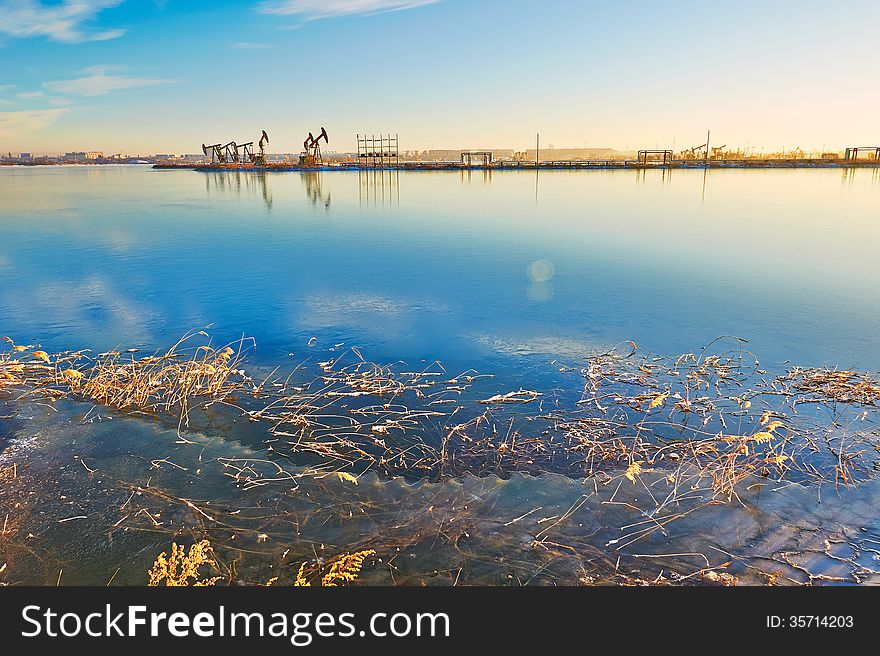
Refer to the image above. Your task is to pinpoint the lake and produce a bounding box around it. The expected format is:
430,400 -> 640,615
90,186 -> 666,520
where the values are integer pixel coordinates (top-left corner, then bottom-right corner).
1,165 -> 879,585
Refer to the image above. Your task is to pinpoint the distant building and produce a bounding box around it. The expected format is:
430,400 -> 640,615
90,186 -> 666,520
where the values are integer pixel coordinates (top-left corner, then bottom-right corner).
63,152 -> 87,162
522,147 -> 619,161
413,149 -> 515,162
19,153 -> 32,161
86,151 -> 103,160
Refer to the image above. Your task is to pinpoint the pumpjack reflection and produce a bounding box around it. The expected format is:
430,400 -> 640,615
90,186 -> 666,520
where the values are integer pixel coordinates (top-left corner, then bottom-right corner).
202,170 -> 332,211
302,171 -> 331,209
204,170 -> 274,210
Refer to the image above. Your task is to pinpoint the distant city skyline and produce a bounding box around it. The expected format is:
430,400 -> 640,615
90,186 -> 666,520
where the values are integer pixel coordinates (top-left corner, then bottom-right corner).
1,0 -> 878,154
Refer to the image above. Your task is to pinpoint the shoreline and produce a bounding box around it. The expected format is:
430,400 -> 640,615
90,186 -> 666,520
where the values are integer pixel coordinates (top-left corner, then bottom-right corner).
153,159 -> 880,172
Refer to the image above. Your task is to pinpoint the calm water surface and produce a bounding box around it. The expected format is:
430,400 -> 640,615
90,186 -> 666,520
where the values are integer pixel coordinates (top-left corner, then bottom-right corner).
1,165 -> 879,371
1,166 -> 878,585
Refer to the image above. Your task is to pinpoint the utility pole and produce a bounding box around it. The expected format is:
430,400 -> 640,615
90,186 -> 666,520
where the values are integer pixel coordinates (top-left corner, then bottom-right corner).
536,133 -> 540,167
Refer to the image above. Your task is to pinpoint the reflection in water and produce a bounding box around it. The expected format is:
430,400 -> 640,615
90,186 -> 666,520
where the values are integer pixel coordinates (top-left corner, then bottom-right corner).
460,168 -> 493,185
205,170 -> 274,210
841,166 -> 880,187
302,171 -> 331,209
701,167 -> 708,205
358,168 -> 398,207
2,166 -> 879,371
634,168 -> 673,187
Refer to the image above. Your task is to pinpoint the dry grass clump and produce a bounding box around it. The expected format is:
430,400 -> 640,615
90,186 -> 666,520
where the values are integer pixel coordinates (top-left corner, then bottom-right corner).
1,332 -> 255,432
148,539 -> 221,586
0,463 -> 16,485
781,368 -> 880,405
291,550 -> 377,587
557,411 -> 795,498
559,342 -> 879,503
77,334 -> 252,430
1,337 -> 62,398
254,355 -> 478,475
146,539 -> 374,587
319,550 -> 376,586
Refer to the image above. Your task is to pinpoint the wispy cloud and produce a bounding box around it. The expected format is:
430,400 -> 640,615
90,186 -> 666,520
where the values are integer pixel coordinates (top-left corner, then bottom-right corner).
44,65 -> 173,97
0,108 -> 69,137
0,1 -> 126,44
258,0 -> 439,20
17,91 -> 45,100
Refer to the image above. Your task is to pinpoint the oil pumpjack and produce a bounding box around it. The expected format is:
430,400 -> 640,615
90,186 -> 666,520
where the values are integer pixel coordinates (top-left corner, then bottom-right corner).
681,143 -> 707,160
202,130 -> 269,166
299,127 -> 328,167
202,142 -> 226,163
221,142 -> 238,163
235,131 -> 270,164
236,141 -> 254,163
256,130 -> 269,165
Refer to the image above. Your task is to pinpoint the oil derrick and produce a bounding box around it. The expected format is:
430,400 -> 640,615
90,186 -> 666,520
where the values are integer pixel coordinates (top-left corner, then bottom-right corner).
300,127 -> 328,167
241,130 -> 269,165
223,142 -> 239,163
236,142 -> 254,163
255,130 -> 269,165
711,145 -> 727,160
202,142 -> 226,163
681,143 -> 707,160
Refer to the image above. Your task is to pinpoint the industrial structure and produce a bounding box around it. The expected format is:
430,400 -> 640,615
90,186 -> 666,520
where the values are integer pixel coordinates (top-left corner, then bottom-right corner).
357,134 -> 399,167
680,143 -> 708,160
461,151 -> 493,166
300,128 -> 328,167
845,146 -> 880,161
156,127 -> 880,172
257,130 -> 269,165
202,130 -> 270,165
637,150 -> 674,165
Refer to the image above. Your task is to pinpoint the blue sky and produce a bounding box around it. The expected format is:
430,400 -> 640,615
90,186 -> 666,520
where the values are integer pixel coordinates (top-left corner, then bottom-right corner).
1,0 -> 878,154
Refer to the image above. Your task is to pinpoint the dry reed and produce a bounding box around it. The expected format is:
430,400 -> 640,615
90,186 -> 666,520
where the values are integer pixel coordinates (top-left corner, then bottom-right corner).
3,332 -> 880,585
